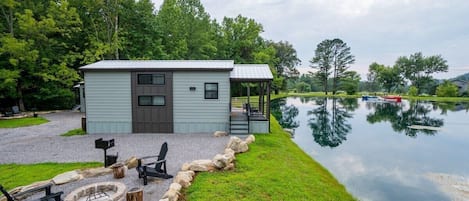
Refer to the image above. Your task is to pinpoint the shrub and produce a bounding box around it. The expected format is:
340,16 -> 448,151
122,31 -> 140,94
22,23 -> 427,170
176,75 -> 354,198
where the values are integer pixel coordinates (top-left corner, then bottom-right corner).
295,82 -> 311,93
436,81 -> 459,97
408,86 -> 418,96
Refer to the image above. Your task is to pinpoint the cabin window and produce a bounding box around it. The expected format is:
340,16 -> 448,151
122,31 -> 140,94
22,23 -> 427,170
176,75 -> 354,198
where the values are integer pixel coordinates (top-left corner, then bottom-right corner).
138,96 -> 165,106
138,74 -> 165,85
204,83 -> 218,99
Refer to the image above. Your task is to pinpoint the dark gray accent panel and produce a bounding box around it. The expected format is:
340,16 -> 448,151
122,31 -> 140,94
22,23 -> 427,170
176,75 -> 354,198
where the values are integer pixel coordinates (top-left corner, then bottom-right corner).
132,72 -> 173,133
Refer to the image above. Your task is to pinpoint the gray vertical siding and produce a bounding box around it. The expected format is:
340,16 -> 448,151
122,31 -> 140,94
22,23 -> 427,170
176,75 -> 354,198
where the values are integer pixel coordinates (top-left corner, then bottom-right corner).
85,72 -> 132,134
173,72 -> 230,133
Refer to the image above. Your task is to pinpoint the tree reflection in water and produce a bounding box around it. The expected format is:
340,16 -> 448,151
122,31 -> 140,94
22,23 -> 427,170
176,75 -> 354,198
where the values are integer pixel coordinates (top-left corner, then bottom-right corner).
308,98 -> 354,148
271,98 -> 300,129
366,101 -> 444,137
432,101 -> 469,115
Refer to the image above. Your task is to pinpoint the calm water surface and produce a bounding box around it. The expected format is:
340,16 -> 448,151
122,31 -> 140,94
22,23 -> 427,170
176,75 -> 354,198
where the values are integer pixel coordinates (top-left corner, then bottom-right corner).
272,97 -> 469,201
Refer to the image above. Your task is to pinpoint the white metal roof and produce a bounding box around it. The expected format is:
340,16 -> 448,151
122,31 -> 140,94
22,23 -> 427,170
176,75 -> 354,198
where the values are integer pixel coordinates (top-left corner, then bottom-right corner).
230,64 -> 273,81
80,60 -> 234,70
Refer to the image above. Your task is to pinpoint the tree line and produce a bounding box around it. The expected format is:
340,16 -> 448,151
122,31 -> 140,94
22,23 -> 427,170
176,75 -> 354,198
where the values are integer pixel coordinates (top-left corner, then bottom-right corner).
294,41 -> 462,97
0,0 -> 301,111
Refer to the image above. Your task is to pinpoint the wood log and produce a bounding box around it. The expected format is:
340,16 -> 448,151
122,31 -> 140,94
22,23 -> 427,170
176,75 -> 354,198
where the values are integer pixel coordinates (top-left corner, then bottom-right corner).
112,163 -> 125,179
126,187 -> 143,201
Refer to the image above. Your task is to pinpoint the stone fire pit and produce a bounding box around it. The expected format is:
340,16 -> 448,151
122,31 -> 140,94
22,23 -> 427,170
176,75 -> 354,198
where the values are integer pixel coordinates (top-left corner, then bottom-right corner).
64,182 -> 127,201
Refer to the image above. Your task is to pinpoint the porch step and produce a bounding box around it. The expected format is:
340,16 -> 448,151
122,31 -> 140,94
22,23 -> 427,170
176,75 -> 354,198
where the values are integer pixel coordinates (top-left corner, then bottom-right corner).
230,120 -> 249,135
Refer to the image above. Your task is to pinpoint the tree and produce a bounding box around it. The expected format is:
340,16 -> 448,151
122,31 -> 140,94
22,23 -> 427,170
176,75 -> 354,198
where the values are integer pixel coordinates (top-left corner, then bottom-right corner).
70,0 -> 120,62
340,71 -> 360,95
408,86 -> 418,96
0,0 -> 81,110
310,38 -> 355,95
436,80 -> 459,97
368,63 -> 404,93
267,40 -> 301,90
218,15 -> 264,63
395,52 -> 448,94
366,62 -> 382,92
295,82 -> 311,93
308,98 -> 353,148
118,0 -> 163,59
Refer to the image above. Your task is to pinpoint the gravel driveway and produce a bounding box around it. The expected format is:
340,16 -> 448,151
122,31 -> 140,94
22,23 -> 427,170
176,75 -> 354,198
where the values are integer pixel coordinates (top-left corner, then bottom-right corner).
0,111 -> 230,200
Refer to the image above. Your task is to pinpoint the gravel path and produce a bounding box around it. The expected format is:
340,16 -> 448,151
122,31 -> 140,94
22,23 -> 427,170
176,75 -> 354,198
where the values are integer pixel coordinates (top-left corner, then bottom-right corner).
0,111 -> 230,200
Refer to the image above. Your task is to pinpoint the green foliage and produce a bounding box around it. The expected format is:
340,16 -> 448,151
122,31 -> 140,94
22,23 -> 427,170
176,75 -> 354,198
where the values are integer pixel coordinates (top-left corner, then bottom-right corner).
395,52 -> 448,94
408,86 -> 419,96
61,128 -> 86,136
155,0 -> 216,59
340,71 -> 360,95
295,82 -> 310,93
0,162 -> 101,190
0,117 -> 48,128
184,116 -> 356,201
367,63 -> 403,93
119,0 -> 164,59
310,38 -> 355,95
436,80 -> 459,97
267,40 -> 301,90
218,15 -> 264,63
0,0 -> 82,111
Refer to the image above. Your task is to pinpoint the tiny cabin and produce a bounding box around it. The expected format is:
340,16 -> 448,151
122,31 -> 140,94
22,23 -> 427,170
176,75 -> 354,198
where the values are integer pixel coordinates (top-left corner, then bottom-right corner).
80,60 -> 273,134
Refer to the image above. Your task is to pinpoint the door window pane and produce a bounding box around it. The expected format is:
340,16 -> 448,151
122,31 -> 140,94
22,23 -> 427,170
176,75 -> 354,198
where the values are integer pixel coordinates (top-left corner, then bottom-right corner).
138,96 -> 165,106
153,74 -> 165,85
138,96 -> 153,106
152,96 -> 165,106
138,74 -> 165,85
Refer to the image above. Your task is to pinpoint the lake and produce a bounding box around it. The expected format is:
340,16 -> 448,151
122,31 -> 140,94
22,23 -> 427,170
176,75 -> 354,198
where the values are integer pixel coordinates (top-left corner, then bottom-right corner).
272,97 -> 469,201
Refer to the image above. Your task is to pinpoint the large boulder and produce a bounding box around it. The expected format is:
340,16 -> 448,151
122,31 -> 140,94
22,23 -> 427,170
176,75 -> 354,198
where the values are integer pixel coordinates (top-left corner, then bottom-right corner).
245,135 -> 256,144
174,171 -> 195,188
224,148 -> 236,160
181,163 -> 191,171
213,131 -> 228,137
52,171 -> 83,185
212,153 -> 235,169
187,160 -> 216,172
162,183 -> 182,201
226,136 -> 248,153
223,163 -> 235,171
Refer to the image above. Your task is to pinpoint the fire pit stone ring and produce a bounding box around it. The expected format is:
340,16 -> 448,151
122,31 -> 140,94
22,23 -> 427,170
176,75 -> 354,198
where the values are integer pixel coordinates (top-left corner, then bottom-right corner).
64,182 -> 127,201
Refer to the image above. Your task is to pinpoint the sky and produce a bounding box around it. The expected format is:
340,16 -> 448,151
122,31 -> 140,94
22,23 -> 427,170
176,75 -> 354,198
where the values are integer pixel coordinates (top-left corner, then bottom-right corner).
151,0 -> 469,79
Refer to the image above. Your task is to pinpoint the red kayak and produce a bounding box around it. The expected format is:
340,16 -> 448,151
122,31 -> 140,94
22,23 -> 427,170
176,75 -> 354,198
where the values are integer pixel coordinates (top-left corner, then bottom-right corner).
382,95 -> 402,102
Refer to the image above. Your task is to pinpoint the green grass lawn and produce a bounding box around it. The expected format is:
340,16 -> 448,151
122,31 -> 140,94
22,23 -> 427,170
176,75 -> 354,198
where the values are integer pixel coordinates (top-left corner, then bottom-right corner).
0,117 -> 49,128
183,116 -> 356,201
402,95 -> 469,102
0,162 -> 102,191
61,128 -> 86,137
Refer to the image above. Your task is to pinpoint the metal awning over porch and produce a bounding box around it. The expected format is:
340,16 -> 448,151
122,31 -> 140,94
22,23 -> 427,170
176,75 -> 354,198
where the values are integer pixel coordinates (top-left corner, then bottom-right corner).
230,64 -> 273,81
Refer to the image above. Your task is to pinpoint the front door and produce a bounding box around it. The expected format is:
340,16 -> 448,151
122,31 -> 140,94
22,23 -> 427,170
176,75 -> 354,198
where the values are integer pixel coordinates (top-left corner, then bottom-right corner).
131,72 -> 173,133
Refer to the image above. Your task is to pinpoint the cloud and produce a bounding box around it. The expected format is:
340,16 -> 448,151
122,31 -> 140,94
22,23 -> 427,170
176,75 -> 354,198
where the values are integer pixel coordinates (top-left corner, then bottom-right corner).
330,153 -> 367,181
